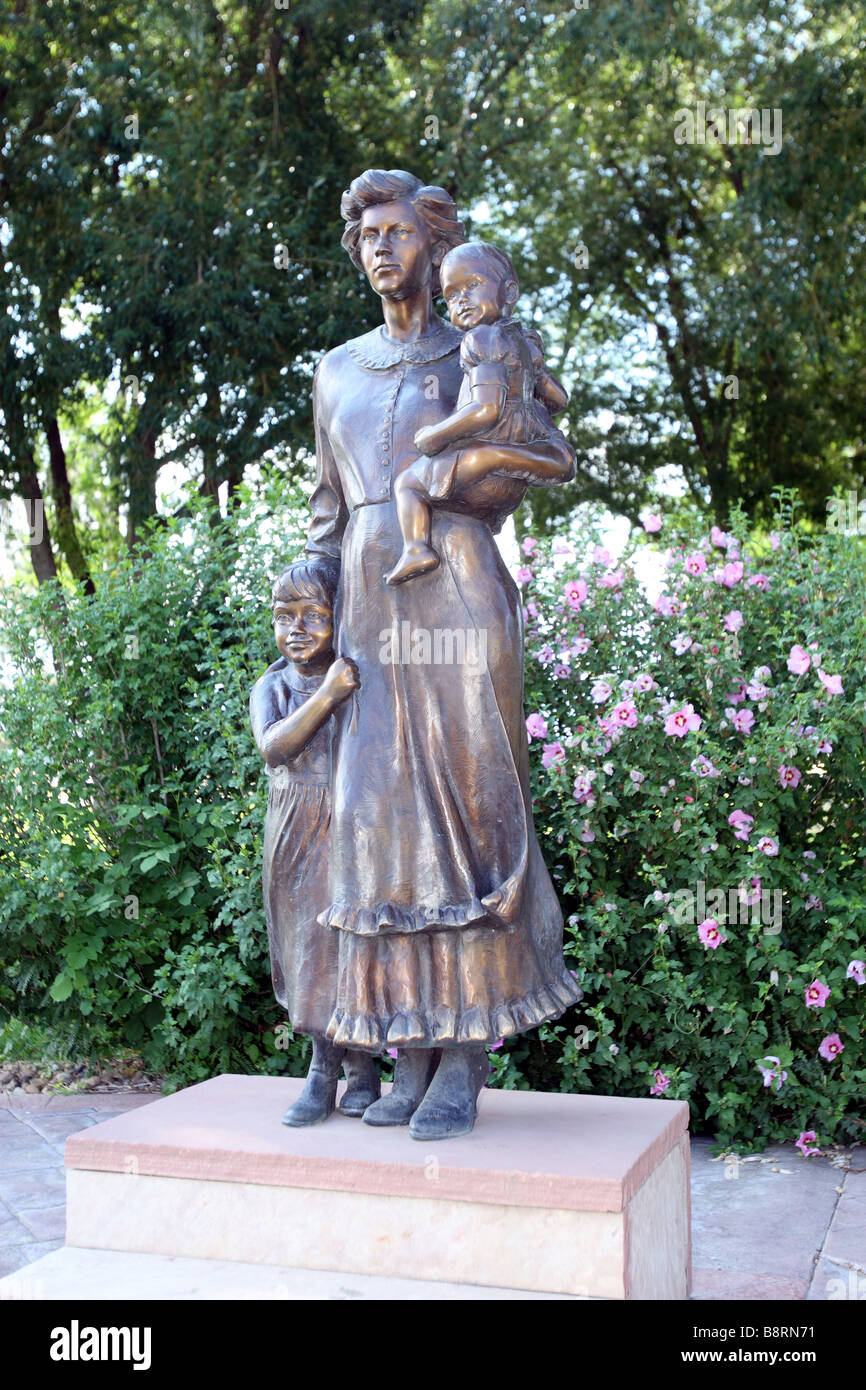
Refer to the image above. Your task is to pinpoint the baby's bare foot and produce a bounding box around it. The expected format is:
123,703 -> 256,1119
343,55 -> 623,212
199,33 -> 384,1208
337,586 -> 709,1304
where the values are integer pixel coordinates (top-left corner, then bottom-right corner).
386,543 -> 440,585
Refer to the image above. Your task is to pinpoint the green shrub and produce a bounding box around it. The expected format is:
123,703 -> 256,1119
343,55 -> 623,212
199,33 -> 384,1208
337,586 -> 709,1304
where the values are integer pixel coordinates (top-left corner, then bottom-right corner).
499,491 -> 866,1148
0,472 -> 313,1086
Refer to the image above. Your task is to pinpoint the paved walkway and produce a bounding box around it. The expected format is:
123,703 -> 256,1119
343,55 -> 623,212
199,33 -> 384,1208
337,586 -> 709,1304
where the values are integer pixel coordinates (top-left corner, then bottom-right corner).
1,1091 -> 863,1299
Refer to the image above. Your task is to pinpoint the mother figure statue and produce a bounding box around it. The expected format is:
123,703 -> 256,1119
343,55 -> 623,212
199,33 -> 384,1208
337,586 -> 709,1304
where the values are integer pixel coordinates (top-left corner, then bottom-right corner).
305,169 -> 583,1140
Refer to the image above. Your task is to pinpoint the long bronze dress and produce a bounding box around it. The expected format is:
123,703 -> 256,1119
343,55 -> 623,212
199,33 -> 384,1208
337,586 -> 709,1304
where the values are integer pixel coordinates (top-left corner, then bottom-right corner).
306,317 -> 582,1051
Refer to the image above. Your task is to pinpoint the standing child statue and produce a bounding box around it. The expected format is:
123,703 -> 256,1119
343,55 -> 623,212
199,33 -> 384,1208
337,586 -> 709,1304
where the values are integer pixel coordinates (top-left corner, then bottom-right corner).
249,556 -> 380,1126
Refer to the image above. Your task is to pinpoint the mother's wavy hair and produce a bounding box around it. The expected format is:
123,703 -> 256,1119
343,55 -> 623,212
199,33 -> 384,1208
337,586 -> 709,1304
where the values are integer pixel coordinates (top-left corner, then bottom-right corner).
340,169 -> 465,298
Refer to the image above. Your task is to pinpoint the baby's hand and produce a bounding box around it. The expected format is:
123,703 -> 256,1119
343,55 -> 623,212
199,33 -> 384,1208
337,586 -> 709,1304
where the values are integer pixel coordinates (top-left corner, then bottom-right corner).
322,656 -> 360,705
414,425 -> 441,456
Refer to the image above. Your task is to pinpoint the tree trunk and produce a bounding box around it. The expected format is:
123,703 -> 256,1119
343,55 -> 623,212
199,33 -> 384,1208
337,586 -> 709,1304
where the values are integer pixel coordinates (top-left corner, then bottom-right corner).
45,415 -> 94,593
17,459 -> 59,586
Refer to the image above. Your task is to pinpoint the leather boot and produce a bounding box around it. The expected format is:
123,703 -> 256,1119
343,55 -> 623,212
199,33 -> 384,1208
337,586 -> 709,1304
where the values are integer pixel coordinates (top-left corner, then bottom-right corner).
362,1048 -> 439,1126
408,1045 -> 488,1140
339,1050 -> 382,1117
282,1037 -> 345,1127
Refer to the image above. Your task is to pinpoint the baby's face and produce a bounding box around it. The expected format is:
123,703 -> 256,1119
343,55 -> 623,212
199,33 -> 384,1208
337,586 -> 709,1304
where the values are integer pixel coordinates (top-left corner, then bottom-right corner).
441,257 -> 507,330
273,597 -> 333,671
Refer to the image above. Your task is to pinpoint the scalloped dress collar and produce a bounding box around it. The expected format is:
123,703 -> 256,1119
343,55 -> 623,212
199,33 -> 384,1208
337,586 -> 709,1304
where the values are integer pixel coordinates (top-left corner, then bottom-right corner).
344,318 -> 462,370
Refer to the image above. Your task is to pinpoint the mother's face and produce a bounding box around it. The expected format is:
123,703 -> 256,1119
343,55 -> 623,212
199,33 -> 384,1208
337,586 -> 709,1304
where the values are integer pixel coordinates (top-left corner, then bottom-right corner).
358,199 -> 434,301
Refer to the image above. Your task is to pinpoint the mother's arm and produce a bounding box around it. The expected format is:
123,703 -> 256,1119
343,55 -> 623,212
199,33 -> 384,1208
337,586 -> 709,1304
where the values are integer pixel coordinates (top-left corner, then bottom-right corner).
306,360 -> 349,558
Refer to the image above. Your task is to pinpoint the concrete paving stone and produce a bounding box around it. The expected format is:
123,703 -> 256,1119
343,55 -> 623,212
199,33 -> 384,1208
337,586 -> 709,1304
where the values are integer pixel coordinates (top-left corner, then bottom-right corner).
0,1138 -> 64,1174
0,1240 -> 64,1281
0,1246 -> 577,1300
0,1167 -> 67,1214
17,1206 -> 66,1242
1,1092 -> 161,1116
691,1269 -> 809,1300
18,1114 -> 100,1145
690,1135 -> 842,1284
0,1205 -> 36,1247
807,1257 -> 866,1302
822,1167 -> 866,1271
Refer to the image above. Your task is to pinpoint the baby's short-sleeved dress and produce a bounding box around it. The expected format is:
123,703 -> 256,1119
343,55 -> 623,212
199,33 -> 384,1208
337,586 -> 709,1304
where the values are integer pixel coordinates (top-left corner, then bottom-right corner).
249,658 -> 337,1037
410,318 -> 560,517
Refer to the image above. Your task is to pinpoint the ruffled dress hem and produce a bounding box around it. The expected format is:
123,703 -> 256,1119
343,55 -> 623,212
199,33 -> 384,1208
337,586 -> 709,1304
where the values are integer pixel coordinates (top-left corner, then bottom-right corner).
324,968 -> 583,1051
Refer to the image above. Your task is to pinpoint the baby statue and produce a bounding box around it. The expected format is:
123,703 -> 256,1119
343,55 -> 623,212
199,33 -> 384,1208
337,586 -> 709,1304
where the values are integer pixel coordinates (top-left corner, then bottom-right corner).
385,240 -> 571,585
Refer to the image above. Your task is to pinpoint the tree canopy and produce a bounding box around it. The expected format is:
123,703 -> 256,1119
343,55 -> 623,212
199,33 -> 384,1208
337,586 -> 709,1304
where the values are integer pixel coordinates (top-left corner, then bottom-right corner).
2,0 -> 864,584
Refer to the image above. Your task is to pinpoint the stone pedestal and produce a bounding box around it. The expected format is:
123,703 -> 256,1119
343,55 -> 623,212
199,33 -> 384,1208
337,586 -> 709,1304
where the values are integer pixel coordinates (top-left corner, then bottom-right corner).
52,1075 -> 690,1300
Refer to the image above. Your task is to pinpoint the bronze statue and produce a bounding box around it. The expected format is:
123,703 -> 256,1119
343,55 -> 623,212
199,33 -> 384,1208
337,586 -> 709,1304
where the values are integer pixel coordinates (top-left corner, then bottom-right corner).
249,558 -> 380,1126
255,168 -> 581,1140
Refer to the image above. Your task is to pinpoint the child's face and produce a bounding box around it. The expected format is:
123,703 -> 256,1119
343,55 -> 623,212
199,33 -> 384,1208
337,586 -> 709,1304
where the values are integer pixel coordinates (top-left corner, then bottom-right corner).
442,256 -> 510,330
273,597 -> 333,671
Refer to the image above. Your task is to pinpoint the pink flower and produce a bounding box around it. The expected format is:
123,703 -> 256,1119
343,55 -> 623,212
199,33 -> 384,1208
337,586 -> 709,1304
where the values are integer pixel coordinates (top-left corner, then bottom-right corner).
488,1038 -> 504,1051
710,525 -> 728,549
525,713 -> 548,741
515,566 -> 533,585
817,669 -> 843,695
748,573 -> 770,590
541,742 -> 565,769
698,918 -> 723,949
642,514 -> 662,533
580,821 -> 596,843
691,755 -> 719,778
723,609 -> 744,633
684,551 -> 707,576
521,536 -> 538,556
611,699 -> 638,728
805,979 -> 831,1009
718,560 -> 744,587
757,835 -> 779,856
728,809 -> 754,841
649,1068 -> 671,1096
725,681 -> 747,705
572,771 -> 596,803
770,532 -> 781,549
654,593 -> 679,617
816,737 -> 833,755
819,1033 -> 845,1061
664,703 -> 702,737
563,578 -> 588,610
778,764 -> 802,789
846,960 -> 866,985
536,643 -> 555,666
386,1048 -> 399,1059
552,536 -> 574,558
733,708 -> 755,734
634,672 -> 656,692
590,679 -> 613,705
592,545 -> 612,566
598,569 -> 625,589
671,633 -> 693,655
739,875 -> 762,906
796,1130 -> 821,1157
787,644 -> 811,675
553,663 -> 570,680
757,1056 -> 788,1091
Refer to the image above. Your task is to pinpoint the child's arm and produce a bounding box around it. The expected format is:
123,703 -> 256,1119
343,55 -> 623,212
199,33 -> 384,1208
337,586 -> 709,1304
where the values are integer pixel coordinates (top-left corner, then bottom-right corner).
535,368 -> 569,416
250,659 -> 359,768
414,380 -> 505,457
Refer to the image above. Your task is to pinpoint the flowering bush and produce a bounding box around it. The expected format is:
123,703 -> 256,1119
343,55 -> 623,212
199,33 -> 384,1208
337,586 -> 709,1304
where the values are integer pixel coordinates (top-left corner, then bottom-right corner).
505,494 -> 866,1150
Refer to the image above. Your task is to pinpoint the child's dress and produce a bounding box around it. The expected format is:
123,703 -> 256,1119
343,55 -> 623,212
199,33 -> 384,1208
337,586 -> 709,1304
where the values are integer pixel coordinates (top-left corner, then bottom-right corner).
410,319 -> 563,527
250,657 -> 337,1036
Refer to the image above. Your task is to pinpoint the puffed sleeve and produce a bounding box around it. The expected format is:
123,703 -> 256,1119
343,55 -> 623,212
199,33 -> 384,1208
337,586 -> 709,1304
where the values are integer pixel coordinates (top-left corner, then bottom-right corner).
459,323 -> 513,389
523,327 -> 546,371
306,360 -> 348,559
